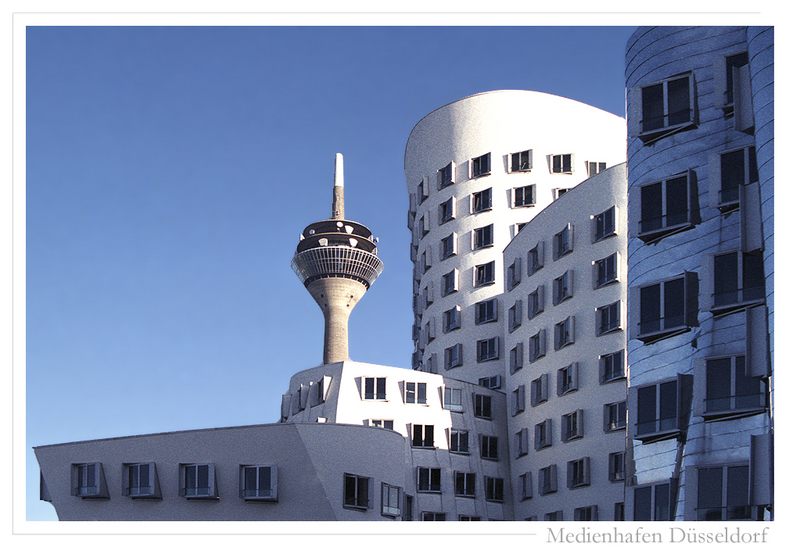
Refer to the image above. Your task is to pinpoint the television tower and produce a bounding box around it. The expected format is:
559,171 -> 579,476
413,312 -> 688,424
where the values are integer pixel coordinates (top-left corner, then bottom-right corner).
291,154 -> 384,364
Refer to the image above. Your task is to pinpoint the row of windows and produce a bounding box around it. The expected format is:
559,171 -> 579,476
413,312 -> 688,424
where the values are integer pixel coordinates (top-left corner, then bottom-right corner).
413,467 -> 505,502
634,258 -> 764,344
533,503 -> 624,522
70,462 -> 277,502
515,452 -> 626,501
415,152 -> 609,206
633,52 -> 753,146
359,378 -> 494,419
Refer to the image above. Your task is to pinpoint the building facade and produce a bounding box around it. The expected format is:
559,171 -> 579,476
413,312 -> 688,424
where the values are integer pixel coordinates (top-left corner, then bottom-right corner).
502,164 -> 629,521
623,26 -> 774,521
404,90 -> 626,387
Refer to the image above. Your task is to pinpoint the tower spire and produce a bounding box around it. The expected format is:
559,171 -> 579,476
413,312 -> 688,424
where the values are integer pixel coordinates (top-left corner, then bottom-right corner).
291,154 -> 384,364
332,152 -> 345,220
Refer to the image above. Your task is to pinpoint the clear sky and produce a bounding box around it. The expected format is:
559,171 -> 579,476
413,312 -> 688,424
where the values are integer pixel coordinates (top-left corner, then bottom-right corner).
26,25 -> 634,520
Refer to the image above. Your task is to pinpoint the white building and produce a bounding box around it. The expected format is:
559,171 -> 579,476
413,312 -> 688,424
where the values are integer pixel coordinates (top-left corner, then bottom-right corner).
623,26 -> 773,521
404,90 -> 626,388
502,164 -> 628,521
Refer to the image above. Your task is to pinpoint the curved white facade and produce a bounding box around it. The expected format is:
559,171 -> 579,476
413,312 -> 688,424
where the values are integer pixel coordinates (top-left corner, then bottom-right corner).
404,90 -> 626,386
503,164 -> 628,521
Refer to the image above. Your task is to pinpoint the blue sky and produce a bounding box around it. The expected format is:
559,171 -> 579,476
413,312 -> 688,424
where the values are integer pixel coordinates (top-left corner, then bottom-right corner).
25,25 -> 633,520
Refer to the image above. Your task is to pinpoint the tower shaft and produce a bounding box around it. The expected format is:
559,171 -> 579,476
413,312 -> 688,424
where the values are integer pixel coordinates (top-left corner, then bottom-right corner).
308,277 -> 367,363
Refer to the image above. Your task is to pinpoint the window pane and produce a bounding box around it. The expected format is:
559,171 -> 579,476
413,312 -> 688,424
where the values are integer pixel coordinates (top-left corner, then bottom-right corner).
641,183 -> 663,232
139,465 -> 150,488
345,476 -> 356,505
640,284 -> 661,333
663,278 -> 685,329
707,358 -> 732,411
698,467 -> 723,520
198,465 -> 209,489
659,380 -> 678,430
665,176 -> 688,227
742,252 -> 765,301
714,253 -> 739,306
245,467 -> 257,491
667,77 -> 690,125
748,147 -> 759,183
376,378 -> 386,399
735,355 -> 763,408
654,483 -> 672,521
185,465 -> 196,489
727,466 -> 750,518
638,385 -> 657,434
642,84 -> 664,131
634,486 -> 652,520
721,149 -> 745,200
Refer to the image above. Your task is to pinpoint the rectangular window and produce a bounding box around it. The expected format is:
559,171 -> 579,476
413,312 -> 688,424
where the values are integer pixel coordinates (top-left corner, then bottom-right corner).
343,473 -> 370,510
508,300 -> 522,333
417,467 -> 441,493
640,73 -> 694,136
472,188 -> 492,213
550,154 -> 572,174
552,224 -> 574,260
634,481 -> 675,521
609,452 -> 625,482
597,301 -> 621,335
510,150 -> 532,172
440,232 -> 456,259
529,329 -> 547,362
437,162 -> 454,189
474,393 -> 493,419
527,241 -> 545,275
594,253 -> 618,288
480,434 -> 499,460
587,161 -> 607,177
471,153 -> 491,178
515,428 -> 529,458
605,401 -> 627,432
441,269 -> 458,296
635,378 -> 690,441
599,350 -> 625,384
528,285 -> 545,319
125,462 -> 157,498
513,184 -> 536,207
544,510 -> 563,521
552,270 -> 573,305
705,355 -> 765,416
418,213 -> 430,239
615,502 -> 626,521
475,298 -> 498,324
405,382 -> 427,404
593,206 -> 616,241
719,146 -> 758,208
567,457 -> 591,489
443,306 -> 461,333
370,419 -> 394,429
534,419 -> 552,450
520,471 -> 533,500
507,258 -> 522,290
411,424 -> 435,448
71,463 -> 107,499
473,224 -> 494,248
478,375 -> 502,390
443,344 -> 463,370
639,173 -> 697,241
574,506 -> 598,521
438,197 -> 455,225
240,465 -> 277,501
697,465 -> 752,520
181,463 -> 215,499
553,187 -> 570,199
554,316 -> 575,350
449,429 -> 469,454
485,477 -> 504,502
443,387 -> 463,412
713,251 -> 765,312
509,342 -> 523,373
454,472 -> 477,497
513,384 -> 525,415
476,337 -> 499,362
531,373 -> 549,406
637,273 -> 698,342
557,362 -> 579,396
724,52 -> 749,107
421,511 -> 446,521
381,483 -> 402,517
561,410 -> 584,442
417,179 -> 428,204
538,464 -> 557,495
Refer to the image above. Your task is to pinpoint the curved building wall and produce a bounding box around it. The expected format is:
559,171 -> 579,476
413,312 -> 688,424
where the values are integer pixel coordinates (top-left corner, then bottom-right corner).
404,90 -> 626,387
281,360 -> 513,520
625,27 -> 773,521
502,164 -> 628,521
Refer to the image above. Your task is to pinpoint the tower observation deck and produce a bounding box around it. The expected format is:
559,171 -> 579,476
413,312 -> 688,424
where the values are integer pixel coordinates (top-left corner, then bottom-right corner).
291,154 -> 384,364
